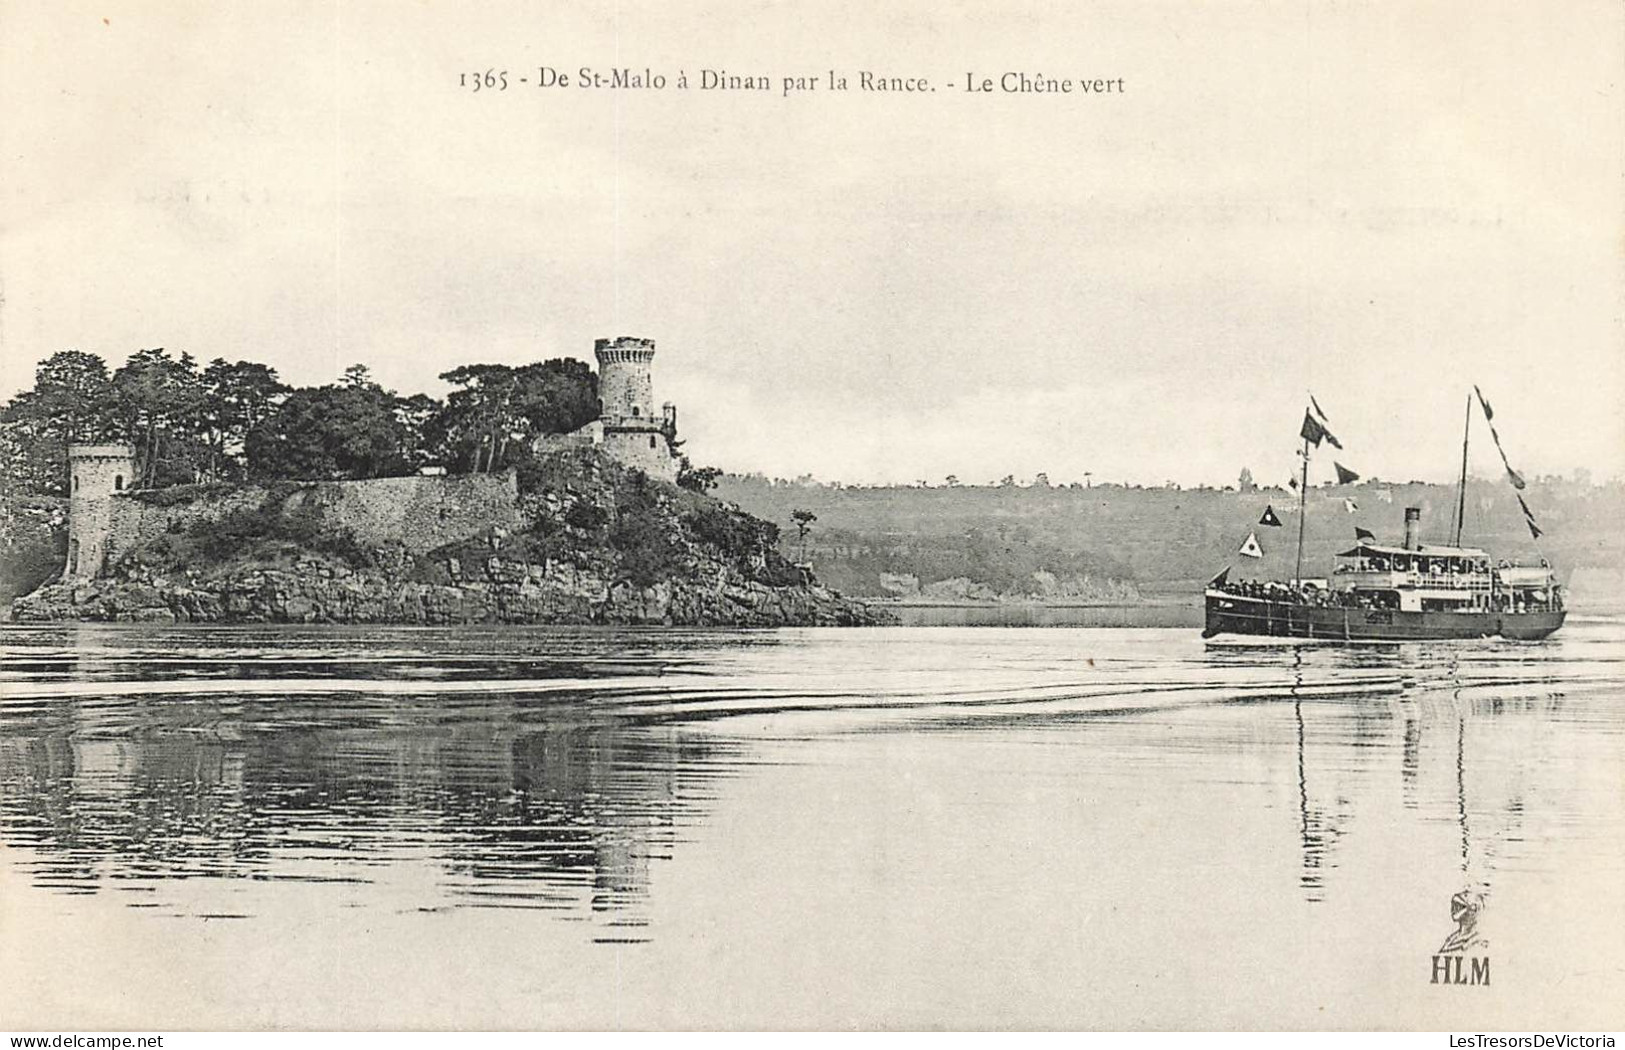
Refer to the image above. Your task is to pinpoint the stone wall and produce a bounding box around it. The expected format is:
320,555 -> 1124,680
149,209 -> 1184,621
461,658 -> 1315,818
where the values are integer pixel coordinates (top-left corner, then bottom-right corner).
317,472 -> 521,552
603,428 -> 678,482
536,420 -> 603,454
108,486 -> 267,564
102,472 -> 522,571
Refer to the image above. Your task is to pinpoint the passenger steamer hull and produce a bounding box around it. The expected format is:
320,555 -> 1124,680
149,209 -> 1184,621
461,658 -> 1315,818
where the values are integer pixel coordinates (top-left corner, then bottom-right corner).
1202,590 -> 1565,642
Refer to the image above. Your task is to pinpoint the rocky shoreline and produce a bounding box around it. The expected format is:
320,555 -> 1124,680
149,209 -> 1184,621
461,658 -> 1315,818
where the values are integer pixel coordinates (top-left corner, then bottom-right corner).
4,450 -> 895,628
10,550 -> 886,627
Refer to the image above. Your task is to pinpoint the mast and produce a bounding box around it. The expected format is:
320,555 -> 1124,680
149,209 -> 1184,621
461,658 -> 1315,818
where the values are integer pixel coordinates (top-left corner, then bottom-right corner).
1293,435 -> 1310,586
1452,392 -> 1471,546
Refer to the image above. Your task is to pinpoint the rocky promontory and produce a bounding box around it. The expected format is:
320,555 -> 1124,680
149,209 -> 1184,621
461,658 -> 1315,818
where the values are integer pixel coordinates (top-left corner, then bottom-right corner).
9,450 -> 886,627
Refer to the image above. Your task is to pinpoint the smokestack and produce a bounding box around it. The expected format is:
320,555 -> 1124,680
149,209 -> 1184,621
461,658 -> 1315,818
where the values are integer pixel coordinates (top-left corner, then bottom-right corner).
1404,507 -> 1421,550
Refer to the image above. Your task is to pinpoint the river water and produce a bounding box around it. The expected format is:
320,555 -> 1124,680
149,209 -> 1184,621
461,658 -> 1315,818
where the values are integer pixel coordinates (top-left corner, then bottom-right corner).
1,620 -> 1622,1029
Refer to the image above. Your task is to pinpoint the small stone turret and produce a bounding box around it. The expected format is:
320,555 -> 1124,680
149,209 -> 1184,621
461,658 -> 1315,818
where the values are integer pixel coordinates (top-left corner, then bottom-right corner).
67,444 -> 137,579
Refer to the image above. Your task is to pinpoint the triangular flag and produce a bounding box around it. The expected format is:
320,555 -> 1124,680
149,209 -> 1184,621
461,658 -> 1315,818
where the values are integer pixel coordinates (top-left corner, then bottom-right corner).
1343,497 -> 1359,514
1310,394 -> 1330,422
1208,566 -> 1231,588
1516,494 -> 1543,539
1355,526 -> 1376,542
1288,477 -> 1299,491
1334,462 -> 1361,485
1300,410 -> 1329,448
1477,391 -> 1527,491
1238,531 -> 1264,559
1259,505 -> 1283,527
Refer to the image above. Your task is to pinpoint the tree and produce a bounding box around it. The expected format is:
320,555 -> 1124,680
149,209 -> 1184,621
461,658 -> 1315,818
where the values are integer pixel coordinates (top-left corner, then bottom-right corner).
1238,466 -> 1256,492
394,392 -> 445,470
677,457 -> 723,493
0,393 -> 68,495
110,348 -> 207,487
200,359 -> 287,481
248,378 -> 409,480
437,359 -> 599,473
791,509 -> 817,563
32,350 -> 119,445
0,351 -> 120,494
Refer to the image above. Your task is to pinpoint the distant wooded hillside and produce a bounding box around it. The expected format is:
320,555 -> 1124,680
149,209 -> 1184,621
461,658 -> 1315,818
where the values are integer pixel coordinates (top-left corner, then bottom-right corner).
716,474 -> 1625,601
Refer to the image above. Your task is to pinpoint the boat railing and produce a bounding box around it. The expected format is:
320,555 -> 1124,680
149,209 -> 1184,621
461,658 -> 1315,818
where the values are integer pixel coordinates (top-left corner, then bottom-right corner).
1336,569 -> 1493,591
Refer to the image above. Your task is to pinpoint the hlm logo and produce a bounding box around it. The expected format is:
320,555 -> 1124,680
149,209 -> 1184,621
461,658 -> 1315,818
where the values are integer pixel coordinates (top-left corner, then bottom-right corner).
1431,890 -> 1490,986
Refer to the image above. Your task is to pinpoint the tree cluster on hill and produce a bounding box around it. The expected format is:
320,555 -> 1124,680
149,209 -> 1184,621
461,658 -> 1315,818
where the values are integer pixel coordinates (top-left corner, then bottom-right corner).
716,472 -> 1625,595
0,349 -> 610,496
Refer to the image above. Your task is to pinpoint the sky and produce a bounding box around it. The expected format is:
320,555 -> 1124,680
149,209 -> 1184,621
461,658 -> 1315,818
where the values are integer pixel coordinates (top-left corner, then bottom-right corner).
2,0 -> 1621,488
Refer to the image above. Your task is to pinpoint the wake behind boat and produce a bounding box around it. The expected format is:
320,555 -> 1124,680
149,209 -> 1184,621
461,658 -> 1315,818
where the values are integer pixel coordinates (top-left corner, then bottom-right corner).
1203,390 -> 1565,642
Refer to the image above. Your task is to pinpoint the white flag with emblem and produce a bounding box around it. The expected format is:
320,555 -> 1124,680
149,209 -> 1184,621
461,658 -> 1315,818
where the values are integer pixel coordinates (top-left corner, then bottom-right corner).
1238,531 -> 1264,559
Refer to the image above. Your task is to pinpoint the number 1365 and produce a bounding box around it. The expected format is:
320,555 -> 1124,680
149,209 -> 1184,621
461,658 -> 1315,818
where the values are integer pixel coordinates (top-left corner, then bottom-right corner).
460,70 -> 508,91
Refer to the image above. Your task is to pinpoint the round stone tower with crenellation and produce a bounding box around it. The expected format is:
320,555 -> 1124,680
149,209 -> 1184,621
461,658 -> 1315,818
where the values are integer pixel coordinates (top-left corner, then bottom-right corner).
594,336 -> 679,481
66,444 -> 137,579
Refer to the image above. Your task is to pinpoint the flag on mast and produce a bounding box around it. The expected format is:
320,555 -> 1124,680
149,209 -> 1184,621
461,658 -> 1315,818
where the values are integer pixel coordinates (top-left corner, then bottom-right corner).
1475,385 -> 1527,490
1516,494 -> 1544,540
1355,526 -> 1377,542
1334,462 -> 1361,484
1238,531 -> 1265,559
1299,410 -> 1342,449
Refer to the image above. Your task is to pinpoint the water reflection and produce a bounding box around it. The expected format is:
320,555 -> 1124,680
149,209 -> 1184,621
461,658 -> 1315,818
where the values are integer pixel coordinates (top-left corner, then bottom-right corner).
0,693 -> 747,936
1,620 -> 1620,940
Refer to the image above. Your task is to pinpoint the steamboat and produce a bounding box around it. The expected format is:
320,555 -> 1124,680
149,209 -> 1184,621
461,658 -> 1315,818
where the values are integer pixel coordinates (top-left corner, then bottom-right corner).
1203,393 -> 1565,642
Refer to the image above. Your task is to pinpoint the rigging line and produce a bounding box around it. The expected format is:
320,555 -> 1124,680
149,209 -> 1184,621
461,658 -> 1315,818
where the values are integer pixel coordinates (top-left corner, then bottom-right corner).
1294,437 -> 1310,586
1454,392 -> 1472,547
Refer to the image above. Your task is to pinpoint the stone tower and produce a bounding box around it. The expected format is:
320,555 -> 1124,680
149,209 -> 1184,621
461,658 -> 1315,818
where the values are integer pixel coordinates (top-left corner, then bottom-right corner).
594,336 -> 678,481
66,444 -> 137,579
